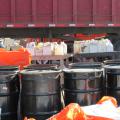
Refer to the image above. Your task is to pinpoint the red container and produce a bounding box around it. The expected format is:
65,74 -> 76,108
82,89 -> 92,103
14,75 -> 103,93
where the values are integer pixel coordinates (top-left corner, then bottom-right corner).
0,0 -> 119,28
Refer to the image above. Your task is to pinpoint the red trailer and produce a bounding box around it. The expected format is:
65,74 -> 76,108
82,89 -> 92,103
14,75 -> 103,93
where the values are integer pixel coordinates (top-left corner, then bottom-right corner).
0,0 -> 119,28
0,0 -> 120,38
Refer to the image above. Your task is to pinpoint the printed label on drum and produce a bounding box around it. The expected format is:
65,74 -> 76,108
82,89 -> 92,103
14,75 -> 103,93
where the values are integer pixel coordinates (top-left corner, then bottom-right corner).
0,85 -> 8,92
2,87 -> 7,90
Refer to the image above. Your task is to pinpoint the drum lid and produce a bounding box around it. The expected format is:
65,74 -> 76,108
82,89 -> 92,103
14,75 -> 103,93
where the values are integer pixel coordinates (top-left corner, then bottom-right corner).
69,62 -> 102,69
63,68 -> 103,73
104,65 -> 120,70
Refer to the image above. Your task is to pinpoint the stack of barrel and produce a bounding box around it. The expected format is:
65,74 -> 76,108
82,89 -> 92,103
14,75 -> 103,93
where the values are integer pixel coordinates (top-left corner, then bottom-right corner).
20,63 -> 105,119
1,60 -> 120,120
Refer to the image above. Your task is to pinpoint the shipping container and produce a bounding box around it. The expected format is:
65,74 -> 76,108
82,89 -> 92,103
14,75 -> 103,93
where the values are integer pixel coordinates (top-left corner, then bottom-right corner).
0,0 -> 120,28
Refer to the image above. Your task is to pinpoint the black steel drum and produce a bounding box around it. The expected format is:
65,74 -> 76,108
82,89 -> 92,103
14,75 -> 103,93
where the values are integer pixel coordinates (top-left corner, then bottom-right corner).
0,66 -> 19,120
105,65 -> 120,105
21,69 -> 61,120
64,68 -> 103,106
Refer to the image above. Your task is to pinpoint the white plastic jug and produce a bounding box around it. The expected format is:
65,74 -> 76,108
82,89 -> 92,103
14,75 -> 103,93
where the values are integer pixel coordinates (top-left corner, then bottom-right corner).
61,42 -> 67,55
83,40 -> 90,53
98,40 -> 103,52
34,47 -> 43,56
89,39 -> 98,53
54,43 -> 64,55
52,42 -> 58,55
43,43 -> 52,55
74,41 -> 81,54
80,41 -> 85,53
26,42 -> 36,55
36,42 -> 43,48
51,42 -> 55,55
106,39 -> 114,52
98,39 -> 106,52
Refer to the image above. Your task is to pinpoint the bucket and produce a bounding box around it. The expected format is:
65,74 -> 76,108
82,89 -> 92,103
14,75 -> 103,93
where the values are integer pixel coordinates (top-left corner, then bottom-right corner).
0,66 -> 19,120
105,65 -> 120,105
20,69 -> 62,120
64,66 -> 103,106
